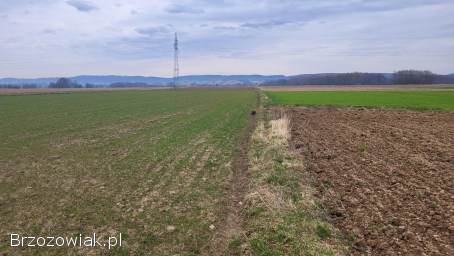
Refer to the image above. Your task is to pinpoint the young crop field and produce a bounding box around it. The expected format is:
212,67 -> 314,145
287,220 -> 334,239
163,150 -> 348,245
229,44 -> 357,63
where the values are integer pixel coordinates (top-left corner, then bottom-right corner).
265,91 -> 454,110
0,89 -> 258,255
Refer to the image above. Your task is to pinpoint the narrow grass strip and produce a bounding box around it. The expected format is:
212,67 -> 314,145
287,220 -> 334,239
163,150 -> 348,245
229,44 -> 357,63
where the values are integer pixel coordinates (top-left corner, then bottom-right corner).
236,106 -> 347,255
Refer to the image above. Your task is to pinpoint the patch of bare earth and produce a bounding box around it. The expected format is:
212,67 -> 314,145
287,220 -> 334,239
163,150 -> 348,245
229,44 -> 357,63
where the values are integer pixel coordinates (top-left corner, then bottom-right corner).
206,98 -> 258,256
289,107 -> 454,255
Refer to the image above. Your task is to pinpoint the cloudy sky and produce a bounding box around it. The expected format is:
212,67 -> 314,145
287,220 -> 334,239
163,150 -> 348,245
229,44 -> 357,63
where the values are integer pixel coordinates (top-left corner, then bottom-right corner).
1,0 -> 453,78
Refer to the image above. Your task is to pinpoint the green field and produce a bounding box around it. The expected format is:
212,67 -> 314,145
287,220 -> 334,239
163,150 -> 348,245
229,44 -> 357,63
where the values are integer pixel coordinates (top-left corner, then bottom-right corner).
265,91 -> 454,110
0,89 -> 256,255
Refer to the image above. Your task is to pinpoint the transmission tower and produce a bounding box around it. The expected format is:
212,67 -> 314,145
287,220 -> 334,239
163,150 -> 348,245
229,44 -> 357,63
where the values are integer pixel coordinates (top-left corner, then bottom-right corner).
173,32 -> 179,88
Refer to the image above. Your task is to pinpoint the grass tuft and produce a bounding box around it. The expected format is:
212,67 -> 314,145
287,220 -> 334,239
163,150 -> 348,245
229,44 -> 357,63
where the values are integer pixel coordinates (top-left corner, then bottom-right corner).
315,223 -> 332,240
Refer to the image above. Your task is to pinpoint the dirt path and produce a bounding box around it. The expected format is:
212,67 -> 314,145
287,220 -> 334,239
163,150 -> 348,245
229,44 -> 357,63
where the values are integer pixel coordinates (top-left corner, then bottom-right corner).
289,107 -> 454,255
205,91 -> 259,255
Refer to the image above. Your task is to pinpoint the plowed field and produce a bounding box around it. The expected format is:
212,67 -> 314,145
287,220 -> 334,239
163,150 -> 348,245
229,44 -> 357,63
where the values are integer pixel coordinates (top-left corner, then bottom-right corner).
289,107 -> 454,255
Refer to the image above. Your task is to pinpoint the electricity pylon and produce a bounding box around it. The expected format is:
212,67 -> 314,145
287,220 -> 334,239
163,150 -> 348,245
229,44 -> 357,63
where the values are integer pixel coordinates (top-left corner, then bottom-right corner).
173,32 -> 179,88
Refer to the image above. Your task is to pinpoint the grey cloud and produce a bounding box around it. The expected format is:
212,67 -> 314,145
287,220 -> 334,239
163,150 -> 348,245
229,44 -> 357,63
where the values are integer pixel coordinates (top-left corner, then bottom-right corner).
354,0 -> 453,11
210,20 -> 291,31
196,0 -> 453,27
78,35 -> 173,60
135,26 -> 170,37
241,20 -> 292,29
66,0 -> 97,12
0,0 -> 57,11
165,4 -> 204,14
213,25 -> 238,30
43,29 -> 56,34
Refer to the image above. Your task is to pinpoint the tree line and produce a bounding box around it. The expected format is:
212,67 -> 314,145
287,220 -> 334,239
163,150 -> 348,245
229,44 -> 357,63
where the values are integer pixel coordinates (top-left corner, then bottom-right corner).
0,84 -> 39,89
264,70 -> 454,86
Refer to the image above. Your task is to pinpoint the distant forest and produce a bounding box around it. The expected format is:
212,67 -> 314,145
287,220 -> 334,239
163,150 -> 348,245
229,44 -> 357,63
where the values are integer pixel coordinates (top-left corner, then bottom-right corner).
264,70 -> 454,86
1,70 -> 454,88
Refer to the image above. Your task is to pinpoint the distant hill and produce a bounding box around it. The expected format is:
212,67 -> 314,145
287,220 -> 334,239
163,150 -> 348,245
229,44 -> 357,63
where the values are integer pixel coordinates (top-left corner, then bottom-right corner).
2,72 -> 452,87
0,75 -> 286,86
0,77 -> 59,86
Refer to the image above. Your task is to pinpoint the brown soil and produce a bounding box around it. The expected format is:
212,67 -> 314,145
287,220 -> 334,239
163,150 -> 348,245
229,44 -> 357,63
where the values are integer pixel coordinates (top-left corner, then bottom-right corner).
289,107 -> 454,255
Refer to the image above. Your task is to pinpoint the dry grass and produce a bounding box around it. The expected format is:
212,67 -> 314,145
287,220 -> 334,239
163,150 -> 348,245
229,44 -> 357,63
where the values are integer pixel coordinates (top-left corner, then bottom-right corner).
236,103 -> 347,255
253,109 -> 290,146
245,187 -> 296,213
270,115 -> 291,144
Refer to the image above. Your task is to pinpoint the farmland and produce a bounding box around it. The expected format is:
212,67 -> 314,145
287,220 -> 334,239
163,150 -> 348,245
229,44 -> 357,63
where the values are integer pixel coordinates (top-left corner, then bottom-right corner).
288,107 -> 454,255
265,88 -> 454,255
1,87 -> 453,255
0,89 -> 257,255
265,91 -> 454,110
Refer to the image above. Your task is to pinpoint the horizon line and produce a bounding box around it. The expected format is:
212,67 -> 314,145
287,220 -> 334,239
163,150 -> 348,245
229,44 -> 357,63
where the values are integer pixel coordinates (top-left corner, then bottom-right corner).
2,70 -> 454,80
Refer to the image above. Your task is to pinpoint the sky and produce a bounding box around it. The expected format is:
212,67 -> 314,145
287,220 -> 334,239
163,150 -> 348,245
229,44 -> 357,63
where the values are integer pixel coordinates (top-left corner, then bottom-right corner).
0,0 -> 453,78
